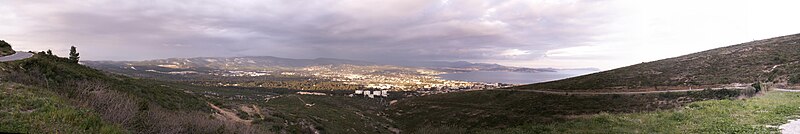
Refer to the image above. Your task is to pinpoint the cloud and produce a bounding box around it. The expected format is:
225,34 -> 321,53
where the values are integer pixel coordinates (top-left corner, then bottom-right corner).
0,0 -> 618,62
500,49 -> 531,57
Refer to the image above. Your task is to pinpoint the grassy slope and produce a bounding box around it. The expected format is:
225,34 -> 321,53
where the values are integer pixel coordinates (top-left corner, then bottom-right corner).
0,51 -> 396,133
515,33 -> 800,91
0,82 -> 125,133
0,52 -> 251,133
1,53 -> 209,111
490,91 -> 800,133
265,95 -> 397,134
390,89 -> 755,133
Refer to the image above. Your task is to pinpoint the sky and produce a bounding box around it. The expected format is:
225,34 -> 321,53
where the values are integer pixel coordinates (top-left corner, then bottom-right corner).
1,0 -> 800,70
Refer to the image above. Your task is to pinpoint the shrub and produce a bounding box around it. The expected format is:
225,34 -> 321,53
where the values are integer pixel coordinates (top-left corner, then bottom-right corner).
790,74 -> 800,84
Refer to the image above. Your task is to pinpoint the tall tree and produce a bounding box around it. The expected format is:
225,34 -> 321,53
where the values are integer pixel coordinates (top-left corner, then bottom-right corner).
69,46 -> 80,63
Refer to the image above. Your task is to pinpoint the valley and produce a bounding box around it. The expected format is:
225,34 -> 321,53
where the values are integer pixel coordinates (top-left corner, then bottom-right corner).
3,34 -> 800,133
83,57 -> 551,92
4,1 -> 800,133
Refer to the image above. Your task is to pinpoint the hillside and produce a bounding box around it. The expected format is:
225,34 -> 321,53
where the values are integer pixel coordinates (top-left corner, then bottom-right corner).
0,45 -> 403,133
0,82 -> 125,133
0,51 -> 258,133
514,33 -> 800,91
389,89 -> 757,133
0,40 -> 14,56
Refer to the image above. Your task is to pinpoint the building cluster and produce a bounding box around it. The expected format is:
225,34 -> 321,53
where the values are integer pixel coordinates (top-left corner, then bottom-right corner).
354,90 -> 389,98
366,84 -> 395,90
201,65 -> 518,93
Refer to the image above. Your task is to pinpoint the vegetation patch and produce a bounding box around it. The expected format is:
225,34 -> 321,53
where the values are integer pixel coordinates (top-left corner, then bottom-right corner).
264,95 -> 397,134
0,53 -> 258,133
489,91 -> 800,133
0,82 -> 125,134
0,40 -> 14,56
390,89 -> 757,133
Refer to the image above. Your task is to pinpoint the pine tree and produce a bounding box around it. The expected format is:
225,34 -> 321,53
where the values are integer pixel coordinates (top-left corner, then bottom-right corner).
69,46 -> 80,63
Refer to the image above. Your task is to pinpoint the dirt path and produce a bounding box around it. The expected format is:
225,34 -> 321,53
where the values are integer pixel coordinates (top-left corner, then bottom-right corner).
488,87 -> 748,95
208,102 -> 252,124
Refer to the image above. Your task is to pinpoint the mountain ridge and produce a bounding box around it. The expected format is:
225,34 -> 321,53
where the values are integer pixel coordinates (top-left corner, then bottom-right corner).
84,55 -> 571,73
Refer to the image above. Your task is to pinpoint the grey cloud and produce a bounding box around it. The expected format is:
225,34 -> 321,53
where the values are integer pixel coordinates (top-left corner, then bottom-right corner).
0,0 -> 618,62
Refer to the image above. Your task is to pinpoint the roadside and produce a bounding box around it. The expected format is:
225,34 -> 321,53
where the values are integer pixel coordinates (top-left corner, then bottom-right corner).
0,52 -> 33,62
776,88 -> 800,134
782,119 -> 800,134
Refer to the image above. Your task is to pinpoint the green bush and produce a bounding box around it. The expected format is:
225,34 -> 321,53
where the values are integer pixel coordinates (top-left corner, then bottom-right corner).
790,74 -> 800,84
0,40 -> 15,56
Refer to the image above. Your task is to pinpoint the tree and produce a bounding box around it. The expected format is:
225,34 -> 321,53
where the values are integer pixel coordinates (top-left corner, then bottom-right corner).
46,49 -> 53,56
69,46 -> 80,63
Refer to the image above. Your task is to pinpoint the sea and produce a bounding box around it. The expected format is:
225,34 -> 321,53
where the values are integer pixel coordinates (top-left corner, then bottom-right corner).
438,70 -> 596,84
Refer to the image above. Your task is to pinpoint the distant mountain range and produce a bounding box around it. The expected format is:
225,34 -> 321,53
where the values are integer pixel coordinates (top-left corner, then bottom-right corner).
383,61 -> 592,73
84,56 -> 591,73
514,33 -> 800,91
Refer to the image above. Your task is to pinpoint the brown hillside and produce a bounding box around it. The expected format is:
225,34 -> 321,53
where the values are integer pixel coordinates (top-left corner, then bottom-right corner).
514,33 -> 800,91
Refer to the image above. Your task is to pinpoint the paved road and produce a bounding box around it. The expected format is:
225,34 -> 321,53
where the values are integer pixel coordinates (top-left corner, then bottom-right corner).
782,119 -> 800,134
489,87 -> 749,95
777,88 -> 800,134
0,52 -> 33,62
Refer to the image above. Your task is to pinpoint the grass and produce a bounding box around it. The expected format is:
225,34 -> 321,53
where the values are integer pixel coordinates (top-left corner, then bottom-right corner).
487,91 -> 800,133
1,53 -> 209,111
390,88 -> 757,133
264,95 -> 397,134
0,82 -> 126,134
0,52 -> 251,133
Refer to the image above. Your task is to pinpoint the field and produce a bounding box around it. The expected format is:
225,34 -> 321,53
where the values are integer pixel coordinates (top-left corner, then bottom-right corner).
156,80 -> 400,133
389,88 -> 759,133
490,91 -> 800,133
264,95 -> 398,133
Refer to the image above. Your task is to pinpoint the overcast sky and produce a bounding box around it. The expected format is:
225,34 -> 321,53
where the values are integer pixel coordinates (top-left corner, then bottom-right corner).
2,0 -> 800,70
